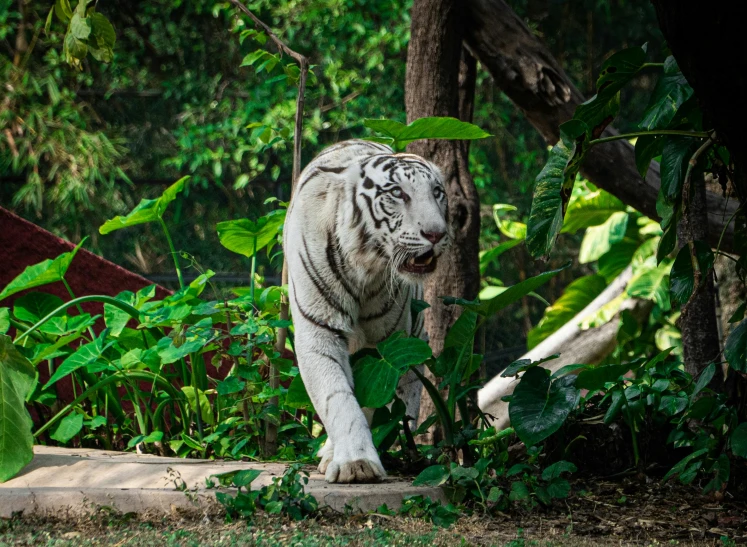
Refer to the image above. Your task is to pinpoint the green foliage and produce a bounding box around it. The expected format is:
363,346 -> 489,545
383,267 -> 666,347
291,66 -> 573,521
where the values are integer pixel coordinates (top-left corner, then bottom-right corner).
215,464 -> 318,521
669,241 -> 714,308
353,333 -> 432,408
0,240 -> 84,301
508,367 -> 580,447
50,0 -> 117,67
216,210 -> 286,259
99,177 -> 190,235
364,117 -> 491,151
0,335 -> 35,482
525,120 -> 587,258
725,320 -> 747,373
527,275 -> 606,349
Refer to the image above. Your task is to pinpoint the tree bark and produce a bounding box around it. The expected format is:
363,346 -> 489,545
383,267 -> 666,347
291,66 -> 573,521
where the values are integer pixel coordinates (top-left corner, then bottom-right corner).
676,175 -> 722,383
405,0 -> 480,442
462,0 -> 738,252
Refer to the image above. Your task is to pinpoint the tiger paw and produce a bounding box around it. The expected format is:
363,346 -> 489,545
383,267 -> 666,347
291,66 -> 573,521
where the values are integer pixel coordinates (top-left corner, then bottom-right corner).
317,442 -> 334,474
325,457 -> 386,483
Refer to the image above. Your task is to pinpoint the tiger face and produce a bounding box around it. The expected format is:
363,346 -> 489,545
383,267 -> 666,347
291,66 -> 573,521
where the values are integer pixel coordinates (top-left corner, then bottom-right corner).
356,153 -> 450,279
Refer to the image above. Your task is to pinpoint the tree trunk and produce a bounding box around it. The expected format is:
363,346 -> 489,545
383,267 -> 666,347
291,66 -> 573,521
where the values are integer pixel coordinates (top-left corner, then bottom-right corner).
651,2 -> 747,398
462,0 -> 738,252
676,175 -> 722,384
405,0 -> 480,443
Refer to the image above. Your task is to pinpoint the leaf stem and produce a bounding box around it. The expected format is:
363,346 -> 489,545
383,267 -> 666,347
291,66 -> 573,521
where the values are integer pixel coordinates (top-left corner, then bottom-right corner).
159,217 -> 184,289
640,62 -> 665,69
15,295 -> 140,344
62,278 -> 96,340
589,130 -> 711,146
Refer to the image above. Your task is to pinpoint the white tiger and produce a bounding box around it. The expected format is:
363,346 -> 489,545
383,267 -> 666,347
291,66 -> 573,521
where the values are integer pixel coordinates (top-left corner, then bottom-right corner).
284,139 -> 450,483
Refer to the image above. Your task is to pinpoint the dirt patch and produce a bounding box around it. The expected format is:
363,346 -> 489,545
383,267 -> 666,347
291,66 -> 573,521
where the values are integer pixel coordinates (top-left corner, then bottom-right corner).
1,477 -> 744,546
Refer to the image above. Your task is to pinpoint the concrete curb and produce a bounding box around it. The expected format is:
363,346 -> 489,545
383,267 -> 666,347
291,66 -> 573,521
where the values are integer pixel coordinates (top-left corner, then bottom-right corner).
0,447 -> 446,518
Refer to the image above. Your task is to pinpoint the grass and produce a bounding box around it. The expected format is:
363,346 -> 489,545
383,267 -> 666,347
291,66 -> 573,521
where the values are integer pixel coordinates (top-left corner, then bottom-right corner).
0,514 -> 731,547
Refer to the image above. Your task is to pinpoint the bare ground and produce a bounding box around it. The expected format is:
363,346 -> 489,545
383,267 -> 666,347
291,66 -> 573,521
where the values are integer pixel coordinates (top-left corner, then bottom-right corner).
1,476 -> 745,546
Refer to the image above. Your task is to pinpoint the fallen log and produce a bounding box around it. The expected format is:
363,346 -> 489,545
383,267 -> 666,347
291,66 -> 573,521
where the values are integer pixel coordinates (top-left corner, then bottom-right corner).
477,267 -> 653,429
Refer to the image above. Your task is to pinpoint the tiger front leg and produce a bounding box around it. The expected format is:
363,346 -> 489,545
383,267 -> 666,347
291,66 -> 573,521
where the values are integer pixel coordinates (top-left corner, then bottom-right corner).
293,317 -> 385,483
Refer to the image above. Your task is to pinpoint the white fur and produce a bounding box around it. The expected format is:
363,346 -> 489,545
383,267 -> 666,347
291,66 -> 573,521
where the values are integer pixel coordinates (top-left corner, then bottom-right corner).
284,140 -> 449,483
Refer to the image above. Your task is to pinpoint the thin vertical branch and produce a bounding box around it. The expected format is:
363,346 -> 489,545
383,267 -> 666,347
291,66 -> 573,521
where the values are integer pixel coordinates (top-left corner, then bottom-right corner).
227,0 -> 308,456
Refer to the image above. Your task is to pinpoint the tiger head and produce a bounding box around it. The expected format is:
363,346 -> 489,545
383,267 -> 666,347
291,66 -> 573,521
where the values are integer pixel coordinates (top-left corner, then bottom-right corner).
356,153 -> 450,279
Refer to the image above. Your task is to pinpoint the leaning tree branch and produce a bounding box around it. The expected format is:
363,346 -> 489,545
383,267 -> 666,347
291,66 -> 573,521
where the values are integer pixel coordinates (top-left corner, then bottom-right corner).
463,0 -> 738,252
477,267 -> 653,429
228,0 -> 309,456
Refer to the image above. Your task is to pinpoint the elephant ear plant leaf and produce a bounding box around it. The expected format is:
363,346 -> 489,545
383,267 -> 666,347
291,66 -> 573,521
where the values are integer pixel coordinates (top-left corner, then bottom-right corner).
0,335 -> 35,482
99,176 -> 190,287
0,239 -> 86,301
364,117 -> 492,151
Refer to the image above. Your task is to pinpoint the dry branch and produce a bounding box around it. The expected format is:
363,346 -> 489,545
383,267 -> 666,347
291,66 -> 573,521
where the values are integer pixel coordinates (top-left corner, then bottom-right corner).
227,0 -> 309,456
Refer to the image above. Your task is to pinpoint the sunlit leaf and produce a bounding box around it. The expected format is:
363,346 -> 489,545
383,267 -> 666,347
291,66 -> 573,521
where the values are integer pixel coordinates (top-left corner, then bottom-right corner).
0,240 -> 85,301
527,275 -> 607,349
578,211 -> 628,264
99,176 -> 190,234
216,209 -> 286,258
364,117 -> 491,149
639,57 -> 693,131
526,120 -> 588,258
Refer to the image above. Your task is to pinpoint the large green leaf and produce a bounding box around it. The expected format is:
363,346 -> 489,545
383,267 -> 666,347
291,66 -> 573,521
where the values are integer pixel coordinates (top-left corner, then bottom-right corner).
181,386 -> 214,425
445,264 -> 568,318
731,423 -> 747,459
0,309 -> 9,335
353,354 -> 401,408
627,259 -> 672,309
561,186 -> 626,234
527,275 -> 607,349
669,241 -> 714,307
44,332 -> 111,388
0,335 -> 35,482
13,292 -> 65,324
578,212 -> 629,264
50,412 -> 84,443
412,465 -> 450,487
104,291 -> 137,337
479,239 -> 523,275
0,240 -> 85,301
526,120 -> 588,258
725,320 -> 747,373
509,368 -> 580,447
634,135 -> 665,178
639,57 -> 693,131
285,374 -> 313,409
364,117 -> 491,149
660,137 -> 697,203
574,46 -> 646,135
99,176 -> 190,234
492,204 -> 527,240
597,239 -> 640,282
354,334 -> 432,408
216,209 -> 286,258
377,333 -> 432,367
576,363 -> 630,392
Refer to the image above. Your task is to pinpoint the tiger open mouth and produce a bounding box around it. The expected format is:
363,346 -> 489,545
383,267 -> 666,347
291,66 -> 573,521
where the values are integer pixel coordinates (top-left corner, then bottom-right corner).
400,249 -> 437,274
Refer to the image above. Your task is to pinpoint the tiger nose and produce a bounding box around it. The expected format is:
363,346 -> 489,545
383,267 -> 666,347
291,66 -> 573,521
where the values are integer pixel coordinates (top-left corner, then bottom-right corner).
421,230 -> 446,244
